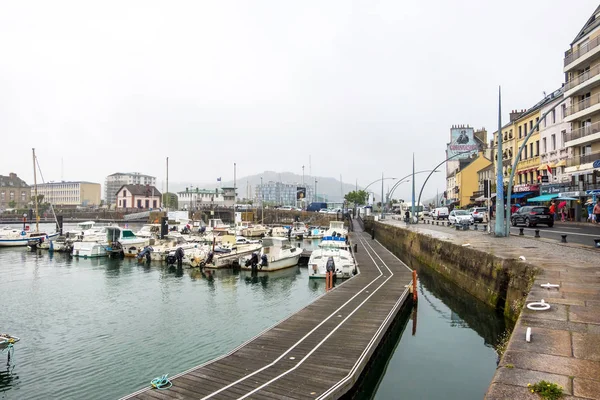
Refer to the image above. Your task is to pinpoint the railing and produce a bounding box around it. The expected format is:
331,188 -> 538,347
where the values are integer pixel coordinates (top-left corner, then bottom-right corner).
566,121 -> 600,142
566,94 -> 600,117
566,150 -> 600,167
564,35 -> 600,67
565,63 -> 600,91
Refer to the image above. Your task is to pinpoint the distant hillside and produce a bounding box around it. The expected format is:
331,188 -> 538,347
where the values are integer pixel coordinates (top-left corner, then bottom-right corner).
169,171 -> 359,202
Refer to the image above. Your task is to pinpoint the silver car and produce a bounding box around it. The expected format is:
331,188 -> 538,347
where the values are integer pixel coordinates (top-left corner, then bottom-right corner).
448,210 -> 474,225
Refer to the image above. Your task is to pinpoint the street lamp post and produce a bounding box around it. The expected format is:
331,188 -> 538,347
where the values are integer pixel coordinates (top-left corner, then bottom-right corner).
387,170 -> 439,211
415,151 -> 472,223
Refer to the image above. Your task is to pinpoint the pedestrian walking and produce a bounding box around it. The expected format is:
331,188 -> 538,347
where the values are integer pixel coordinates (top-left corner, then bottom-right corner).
594,200 -> 600,224
404,209 -> 410,224
587,202 -> 594,223
549,200 -> 556,221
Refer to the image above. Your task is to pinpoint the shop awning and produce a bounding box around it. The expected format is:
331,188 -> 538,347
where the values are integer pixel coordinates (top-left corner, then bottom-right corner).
527,194 -> 559,202
554,159 -> 566,167
511,191 -> 534,199
557,196 -> 578,200
537,164 -> 549,171
475,195 -> 486,202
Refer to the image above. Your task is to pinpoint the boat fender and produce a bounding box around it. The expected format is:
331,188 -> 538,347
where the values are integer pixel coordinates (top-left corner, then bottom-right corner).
21,231 -> 26,236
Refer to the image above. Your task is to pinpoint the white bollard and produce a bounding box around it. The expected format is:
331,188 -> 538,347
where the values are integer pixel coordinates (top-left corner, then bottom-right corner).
526,327 -> 532,342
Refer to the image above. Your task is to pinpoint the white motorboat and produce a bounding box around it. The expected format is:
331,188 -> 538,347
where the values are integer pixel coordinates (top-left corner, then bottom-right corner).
241,224 -> 269,238
290,222 -> 309,238
72,226 -> 149,258
64,221 -> 96,238
268,226 -> 288,237
206,219 -> 231,233
206,235 -> 262,269
0,333 -> 20,349
318,221 -> 350,250
308,247 -> 355,279
38,235 -> 73,252
305,227 -> 324,239
136,224 -> 162,239
240,237 -> 301,271
0,228 -> 58,247
323,221 -> 348,238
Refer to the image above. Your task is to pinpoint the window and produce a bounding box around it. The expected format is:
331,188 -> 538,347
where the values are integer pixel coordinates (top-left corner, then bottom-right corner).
530,143 -> 533,158
536,140 -> 539,156
119,200 -> 122,206
561,130 -> 566,147
21,192 -> 26,201
153,200 -> 157,208
123,200 -> 127,208
518,126 -> 522,138
123,189 -> 127,197
524,146 -> 528,159
137,199 -> 142,208
561,104 -> 566,119
543,138 -> 547,153
551,134 -> 556,150
9,191 -> 14,200
529,121 -> 533,131
145,200 -> 150,208
551,110 -> 555,124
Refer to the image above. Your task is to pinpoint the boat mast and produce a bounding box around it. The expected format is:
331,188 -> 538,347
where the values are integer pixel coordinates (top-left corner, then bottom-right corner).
32,148 -> 39,233
166,156 -> 169,212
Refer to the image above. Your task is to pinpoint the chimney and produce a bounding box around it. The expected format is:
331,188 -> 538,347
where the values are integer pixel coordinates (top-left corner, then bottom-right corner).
9,172 -> 16,179
509,109 -> 524,122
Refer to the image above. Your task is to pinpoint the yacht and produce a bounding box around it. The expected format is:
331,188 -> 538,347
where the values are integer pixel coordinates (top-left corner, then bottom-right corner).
290,222 -> 309,238
240,237 -> 301,271
72,226 -> 149,258
308,247 -> 355,279
318,221 -> 349,249
0,228 -> 58,247
136,224 -> 162,239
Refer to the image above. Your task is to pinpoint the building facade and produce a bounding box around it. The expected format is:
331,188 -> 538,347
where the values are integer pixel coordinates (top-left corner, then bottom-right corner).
514,108 -> 542,188
255,182 -> 315,207
177,187 -> 236,209
563,6 -> 600,197
455,153 -> 492,207
539,91 -> 572,187
105,172 -> 156,206
475,164 -> 494,203
34,181 -> 101,207
116,185 -> 161,210
0,173 -> 30,209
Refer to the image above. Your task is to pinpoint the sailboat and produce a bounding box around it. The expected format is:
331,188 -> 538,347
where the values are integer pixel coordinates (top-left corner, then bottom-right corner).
0,149 -> 58,247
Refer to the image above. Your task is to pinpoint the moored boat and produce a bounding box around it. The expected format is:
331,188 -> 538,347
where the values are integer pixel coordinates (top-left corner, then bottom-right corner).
308,247 -> 355,279
240,237 -> 301,271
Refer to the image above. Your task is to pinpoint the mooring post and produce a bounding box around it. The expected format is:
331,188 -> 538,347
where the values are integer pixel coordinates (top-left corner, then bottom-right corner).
474,224 -> 478,231
412,270 -> 418,302
595,239 -> 600,248
353,243 -> 358,253
535,229 -> 540,238
519,228 -> 524,236
371,227 -> 375,240
561,234 -> 567,243
483,224 -> 487,232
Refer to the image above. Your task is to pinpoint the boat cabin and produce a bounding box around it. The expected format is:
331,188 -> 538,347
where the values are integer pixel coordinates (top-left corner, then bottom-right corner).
77,221 -> 96,231
106,226 -> 139,243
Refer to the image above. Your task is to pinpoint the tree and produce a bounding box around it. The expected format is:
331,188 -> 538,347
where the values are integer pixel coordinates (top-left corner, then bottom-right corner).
162,192 -> 178,209
8,200 -> 16,209
344,190 -> 368,205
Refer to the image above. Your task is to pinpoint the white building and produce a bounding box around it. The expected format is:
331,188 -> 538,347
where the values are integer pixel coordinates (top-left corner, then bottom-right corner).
255,182 -> 315,207
177,187 -> 236,209
115,184 -> 162,210
539,90 -> 572,186
34,181 -> 101,207
105,172 -> 156,206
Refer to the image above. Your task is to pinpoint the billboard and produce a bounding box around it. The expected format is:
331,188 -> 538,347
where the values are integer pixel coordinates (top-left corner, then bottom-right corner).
296,186 -> 306,200
447,127 -> 478,159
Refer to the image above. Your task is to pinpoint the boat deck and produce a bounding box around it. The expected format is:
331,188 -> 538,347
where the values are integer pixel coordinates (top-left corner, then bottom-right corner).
121,218 -> 414,400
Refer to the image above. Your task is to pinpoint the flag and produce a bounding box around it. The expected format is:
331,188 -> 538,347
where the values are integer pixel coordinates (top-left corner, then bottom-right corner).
217,177 -> 221,182
546,165 -> 552,174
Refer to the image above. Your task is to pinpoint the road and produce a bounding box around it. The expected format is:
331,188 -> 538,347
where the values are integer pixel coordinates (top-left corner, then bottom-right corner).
419,216 -> 600,248
508,222 -> 600,247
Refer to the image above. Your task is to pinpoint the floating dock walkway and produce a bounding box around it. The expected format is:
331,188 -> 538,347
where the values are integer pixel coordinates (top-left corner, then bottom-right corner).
122,219 -> 414,400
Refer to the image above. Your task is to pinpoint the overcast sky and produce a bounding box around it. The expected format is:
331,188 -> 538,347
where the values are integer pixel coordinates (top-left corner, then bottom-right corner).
1,1 -> 597,200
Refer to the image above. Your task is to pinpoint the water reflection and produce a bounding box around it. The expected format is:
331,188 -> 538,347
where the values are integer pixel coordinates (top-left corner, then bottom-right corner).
351,254 -> 509,400
0,364 -> 19,397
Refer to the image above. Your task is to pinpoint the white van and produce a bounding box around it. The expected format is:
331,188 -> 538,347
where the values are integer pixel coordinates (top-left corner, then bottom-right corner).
431,207 -> 449,220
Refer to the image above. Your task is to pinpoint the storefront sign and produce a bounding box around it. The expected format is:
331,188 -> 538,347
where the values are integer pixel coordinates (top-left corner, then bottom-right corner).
560,191 -> 582,197
513,184 -> 539,193
541,184 -> 567,195
586,189 -> 600,195
593,159 -> 600,169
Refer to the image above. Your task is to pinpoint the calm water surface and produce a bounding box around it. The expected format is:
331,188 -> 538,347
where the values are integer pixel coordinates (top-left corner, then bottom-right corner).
2,223 -> 509,400
0,226 -> 325,399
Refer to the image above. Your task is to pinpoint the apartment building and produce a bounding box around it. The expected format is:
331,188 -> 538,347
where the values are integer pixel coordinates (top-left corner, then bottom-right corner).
455,152 -> 492,207
177,187 -> 236,209
255,182 -> 315,207
105,172 -> 156,206
0,173 -> 30,209
563,5 -> 600,196
34,181 -> 101,207
539,90 -> 571,190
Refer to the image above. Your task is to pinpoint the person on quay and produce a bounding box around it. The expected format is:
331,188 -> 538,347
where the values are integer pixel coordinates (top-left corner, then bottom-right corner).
549,200 -> 556,221
594,199 -> 600,225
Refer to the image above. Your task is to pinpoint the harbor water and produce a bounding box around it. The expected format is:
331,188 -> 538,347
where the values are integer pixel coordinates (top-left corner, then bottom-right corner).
1,224 -> 508,399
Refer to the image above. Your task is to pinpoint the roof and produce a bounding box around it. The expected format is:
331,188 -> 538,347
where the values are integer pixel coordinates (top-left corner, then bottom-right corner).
37,181 -> 100,186
117,184 -> 162,197
0,173 -> 29,188
178,187 -> 222,195
107,172 -> 156,178
477,163 -> 495,174
570,5 -> 600,45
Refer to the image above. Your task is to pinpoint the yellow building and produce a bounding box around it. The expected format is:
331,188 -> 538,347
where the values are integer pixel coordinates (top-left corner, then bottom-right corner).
455,152 -> 492,207
34,181 -> 101,207
514,109 -> 542,187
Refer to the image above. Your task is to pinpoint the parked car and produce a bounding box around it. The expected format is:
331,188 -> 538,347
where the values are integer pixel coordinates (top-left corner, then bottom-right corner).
469,207 -> 487,223
431,207 -> 449,220
278,206 -> 293,211
422,206 -> 431,217
510,206 -> 554,227
318,208 -> 329,213
327,208 -> 342,214
448,210 -> 474,225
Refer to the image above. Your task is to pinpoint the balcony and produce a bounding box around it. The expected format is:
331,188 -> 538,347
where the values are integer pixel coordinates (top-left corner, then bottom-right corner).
566,150 -> 600,167
564,63 -> 600,97
564,35 -> 600,71
565,121 -> 600,147
565,94 -> 600,122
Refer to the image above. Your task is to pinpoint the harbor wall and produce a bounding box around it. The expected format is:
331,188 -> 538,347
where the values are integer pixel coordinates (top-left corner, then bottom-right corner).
363,219 -> 537,321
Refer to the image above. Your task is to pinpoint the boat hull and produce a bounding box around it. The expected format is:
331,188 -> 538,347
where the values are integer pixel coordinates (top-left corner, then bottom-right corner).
72,242 -> 108,258
241,253 -> 301,271
0,233 -> 59,247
